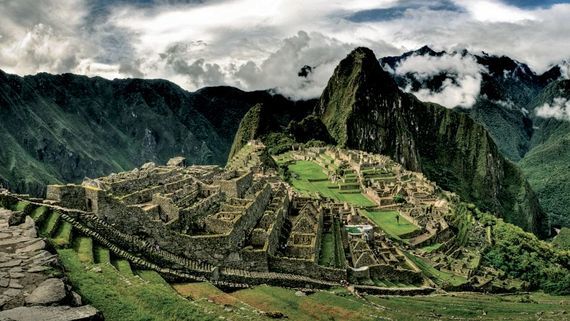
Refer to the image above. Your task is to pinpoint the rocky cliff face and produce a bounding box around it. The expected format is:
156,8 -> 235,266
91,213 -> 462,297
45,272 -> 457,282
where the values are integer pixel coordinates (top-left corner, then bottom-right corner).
0,71 -> 292,196
316,48 -> 549,237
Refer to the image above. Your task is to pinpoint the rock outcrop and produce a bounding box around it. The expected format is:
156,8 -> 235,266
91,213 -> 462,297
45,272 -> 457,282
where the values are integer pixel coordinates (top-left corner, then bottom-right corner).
0,208 -> 102,320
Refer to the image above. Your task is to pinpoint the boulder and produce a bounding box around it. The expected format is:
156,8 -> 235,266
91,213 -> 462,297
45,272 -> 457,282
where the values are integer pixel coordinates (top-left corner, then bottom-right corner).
167,157 -> 186,167
7,211 -> 26,226
141,162 -> 156,170
24,278 -> 67,306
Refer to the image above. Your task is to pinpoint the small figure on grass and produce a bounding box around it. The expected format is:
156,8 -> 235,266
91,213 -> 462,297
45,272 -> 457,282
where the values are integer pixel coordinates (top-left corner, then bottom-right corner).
396,214 -> 400,225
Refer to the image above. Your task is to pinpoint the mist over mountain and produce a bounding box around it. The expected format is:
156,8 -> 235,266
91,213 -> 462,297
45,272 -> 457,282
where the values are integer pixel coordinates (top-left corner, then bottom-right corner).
380,46 -> 570,227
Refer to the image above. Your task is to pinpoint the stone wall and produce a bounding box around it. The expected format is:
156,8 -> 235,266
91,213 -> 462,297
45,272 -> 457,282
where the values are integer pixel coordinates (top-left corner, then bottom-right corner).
368,264 -> 424,284
269,256 -> 346,282
152,193 -> 179,223
178,192 -> 224,231
217,171 -> 253,198
45,185 -> 87,211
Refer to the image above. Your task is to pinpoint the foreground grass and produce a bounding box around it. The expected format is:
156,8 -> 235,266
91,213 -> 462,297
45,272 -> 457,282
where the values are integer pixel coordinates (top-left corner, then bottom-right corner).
57,248 -> 217,321
367,292 -> 569,321
233,285 -> 379,321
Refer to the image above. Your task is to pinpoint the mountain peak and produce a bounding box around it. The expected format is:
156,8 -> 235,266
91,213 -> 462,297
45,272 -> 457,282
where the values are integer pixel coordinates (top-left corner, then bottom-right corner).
315,47 -> 400,146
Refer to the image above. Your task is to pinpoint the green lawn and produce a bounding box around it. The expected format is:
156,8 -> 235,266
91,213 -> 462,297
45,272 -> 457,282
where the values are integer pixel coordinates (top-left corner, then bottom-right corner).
364,210 -> 418,237
287,161 -> 376,207
420,243 -> 443,253
318,221 -> 345,268
52,221 -> 73,247
233,284 -> 569,321
319,232 -> 335,266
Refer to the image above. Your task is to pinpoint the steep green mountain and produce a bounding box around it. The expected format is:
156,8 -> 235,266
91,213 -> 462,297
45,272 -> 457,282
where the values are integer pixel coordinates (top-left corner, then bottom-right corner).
228,99 -> 319,160
519,80 -> 570,227
0,70 -> 304,196
316,47 -> 548,237
380,47 -> 570,229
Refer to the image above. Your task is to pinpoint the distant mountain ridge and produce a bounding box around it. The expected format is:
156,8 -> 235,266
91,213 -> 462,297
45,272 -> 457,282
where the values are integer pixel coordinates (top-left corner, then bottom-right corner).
380,46 -> 570,227
0,70 -> 304,196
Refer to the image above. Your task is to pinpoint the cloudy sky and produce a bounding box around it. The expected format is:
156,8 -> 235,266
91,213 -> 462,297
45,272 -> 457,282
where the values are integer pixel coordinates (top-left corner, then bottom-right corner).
1,0 -> 569,100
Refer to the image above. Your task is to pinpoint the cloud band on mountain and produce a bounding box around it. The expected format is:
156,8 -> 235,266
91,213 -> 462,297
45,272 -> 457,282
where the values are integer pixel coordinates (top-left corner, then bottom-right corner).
536,97 -> 570,121
391,53 -> 486,108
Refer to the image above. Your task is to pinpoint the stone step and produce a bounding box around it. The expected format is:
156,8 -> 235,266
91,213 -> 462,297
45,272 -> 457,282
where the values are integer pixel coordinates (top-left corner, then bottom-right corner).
52,221 -> 73,247
74,236 -> 94,264
40,211 -> 61,237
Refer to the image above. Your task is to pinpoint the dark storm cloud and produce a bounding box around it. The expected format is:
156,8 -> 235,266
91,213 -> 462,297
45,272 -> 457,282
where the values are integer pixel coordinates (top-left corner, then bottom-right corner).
501,0 -> 569,8
347,0 -> 464,22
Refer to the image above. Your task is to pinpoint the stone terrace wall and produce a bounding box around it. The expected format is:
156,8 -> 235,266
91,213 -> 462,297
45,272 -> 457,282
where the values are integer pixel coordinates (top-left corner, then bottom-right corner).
269,256 -> 346,282
369,265 -> 424,284
45,185 -> 87,211
217,172 -> 253,198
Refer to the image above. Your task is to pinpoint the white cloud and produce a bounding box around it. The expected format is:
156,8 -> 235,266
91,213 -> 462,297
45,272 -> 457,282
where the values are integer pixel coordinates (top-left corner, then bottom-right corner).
0,0 -> 570,100
536,97 -> 570,121
394,53 -> 486,108
455,0 -> 536,23
560,61 -> 570,80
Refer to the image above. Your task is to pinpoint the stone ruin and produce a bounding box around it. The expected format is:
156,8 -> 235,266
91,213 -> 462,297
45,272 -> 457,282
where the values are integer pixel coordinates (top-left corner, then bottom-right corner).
0,143 -> 514,295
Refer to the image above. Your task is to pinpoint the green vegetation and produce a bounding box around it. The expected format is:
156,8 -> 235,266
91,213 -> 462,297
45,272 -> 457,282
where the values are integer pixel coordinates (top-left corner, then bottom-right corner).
364,210 -> 418,237
40,210 -> 61,237
447,202 -> 570,295
553,227 -> 570,250
30,206 -> 49,222
287,160 -> 375,207
520,79 -> 570,227
393,193 -> 406,203
52,221 -> 73,247
479,210 -> 570,295
228,104 -> 263,159
318,232 -> 336,266
75,237 -> 94,264
420,243 -> 442,253
404,252 -> 468,287
201,283 -> 570,321
14,200 -> 30,211
233,285 -> 376,321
